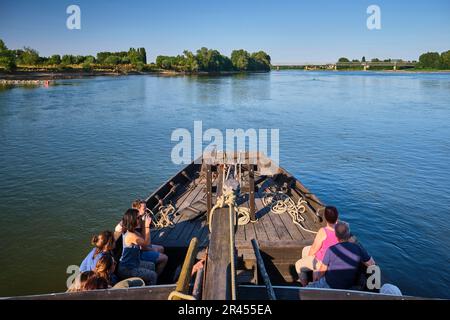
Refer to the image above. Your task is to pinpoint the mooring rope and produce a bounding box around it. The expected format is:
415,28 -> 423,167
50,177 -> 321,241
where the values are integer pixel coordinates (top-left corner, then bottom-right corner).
262,192 -> 318,234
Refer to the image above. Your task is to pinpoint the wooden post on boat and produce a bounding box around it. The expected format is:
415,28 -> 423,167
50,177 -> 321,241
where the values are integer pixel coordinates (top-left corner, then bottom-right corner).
251,239 -> 277,300
249,163 -> 256,222
203,168 -> 237,300
206,164 -> 212,223
168,237 -> 199,300
203,206 -> 234,300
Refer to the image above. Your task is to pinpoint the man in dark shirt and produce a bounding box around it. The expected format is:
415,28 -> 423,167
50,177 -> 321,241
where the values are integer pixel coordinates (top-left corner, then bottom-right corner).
307,221 -> 375,289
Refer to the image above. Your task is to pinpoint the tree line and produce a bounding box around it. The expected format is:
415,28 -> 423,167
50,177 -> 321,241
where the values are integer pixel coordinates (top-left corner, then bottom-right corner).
337,56 -> 404,63
417,51 -> 450,69
337,50 -> 450,69
0,39 -> 271,73
155,48 -> 271,72
0,39 -> 148,72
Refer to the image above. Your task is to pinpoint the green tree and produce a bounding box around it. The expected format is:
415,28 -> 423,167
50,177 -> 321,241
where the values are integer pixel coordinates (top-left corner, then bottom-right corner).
250,51 -> 271,71
0,39 -> 7,51
183,50 -> 199,72
61,54 -> 75,65
371,58 -> 380,62
121,56 -> 131,64
82,61 -> 93,72
418,52 -> 440,69
338,57 -> 350,62
195,47 -> 211,71
104,55 -> 121,65
361,56 -> 366,62
0,39 -> 16,71
19,47 -> 40,65
48,54 -> 61,65
138,48 -> 147,64
231,49 -> 251,71
84,56 -> 95,64
206,49 -> 231,72
97,52 -> 112,64
440,50 -> 450,69
73,55 -> 86,64
156,55 -> 172,69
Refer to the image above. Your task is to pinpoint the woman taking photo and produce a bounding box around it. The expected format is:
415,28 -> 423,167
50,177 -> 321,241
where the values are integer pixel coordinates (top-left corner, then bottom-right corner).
117,208 -> 157,285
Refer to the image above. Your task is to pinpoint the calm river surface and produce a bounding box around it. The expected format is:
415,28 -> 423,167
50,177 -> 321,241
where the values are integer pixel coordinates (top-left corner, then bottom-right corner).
0,71 -> 449,298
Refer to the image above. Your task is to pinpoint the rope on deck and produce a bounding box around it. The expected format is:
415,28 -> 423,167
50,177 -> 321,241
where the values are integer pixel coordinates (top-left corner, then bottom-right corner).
263,192 -> 318,234
146,204 -> 175,229
208,188 -> 250,233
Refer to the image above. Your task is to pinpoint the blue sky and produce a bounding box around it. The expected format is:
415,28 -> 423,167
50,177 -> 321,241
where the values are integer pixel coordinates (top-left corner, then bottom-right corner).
0,0 -> 449,64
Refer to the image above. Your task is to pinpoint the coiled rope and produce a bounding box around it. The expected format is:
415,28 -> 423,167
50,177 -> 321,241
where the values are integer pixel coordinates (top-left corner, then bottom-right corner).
146,204 -> 175,229
208,189 -> 250,233
262,192 -> 318,234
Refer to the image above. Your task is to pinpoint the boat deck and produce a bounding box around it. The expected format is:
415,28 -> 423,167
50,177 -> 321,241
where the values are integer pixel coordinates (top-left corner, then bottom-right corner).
151,172 -> 321,251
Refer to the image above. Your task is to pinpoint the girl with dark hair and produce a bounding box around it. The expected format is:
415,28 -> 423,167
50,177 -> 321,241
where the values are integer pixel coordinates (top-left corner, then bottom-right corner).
117,209 -> 157,285
82,275 -> 109,291
295,206 -> 340,286
94,252 -> 145,288
67,271 -> 95,292
79,230 -> 115,272
94,253 -> 117,284
115,201 -> 168,276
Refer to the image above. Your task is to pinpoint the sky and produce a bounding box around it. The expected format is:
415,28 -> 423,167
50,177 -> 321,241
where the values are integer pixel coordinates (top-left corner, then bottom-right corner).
0,0 -> 449,64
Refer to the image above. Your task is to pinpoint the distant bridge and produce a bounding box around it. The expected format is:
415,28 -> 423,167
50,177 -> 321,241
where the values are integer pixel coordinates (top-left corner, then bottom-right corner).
274,61 -> 416,71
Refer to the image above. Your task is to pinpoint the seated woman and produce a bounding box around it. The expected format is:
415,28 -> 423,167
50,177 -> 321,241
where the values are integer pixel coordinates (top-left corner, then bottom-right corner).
95,252 -> 145,289
79,230 -> 115,272
307,221 -> 375,289
115,199 -> 168,276
295,206 -> 339,286
117,208 -> 158,285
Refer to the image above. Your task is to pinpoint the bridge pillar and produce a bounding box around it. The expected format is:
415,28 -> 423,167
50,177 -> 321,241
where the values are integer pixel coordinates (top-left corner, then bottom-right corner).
393,64 -> 397,71
363,64 -> 368,71
334,64 -> 337,71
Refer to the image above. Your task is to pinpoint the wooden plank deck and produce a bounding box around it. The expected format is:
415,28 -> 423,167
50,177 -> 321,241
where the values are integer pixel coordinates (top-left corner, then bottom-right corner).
151,171 -> 321,252
151,172 -> 217,248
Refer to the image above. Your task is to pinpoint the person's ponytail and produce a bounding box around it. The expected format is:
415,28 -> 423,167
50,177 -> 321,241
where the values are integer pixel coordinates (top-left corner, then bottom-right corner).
91,231 -> 114,259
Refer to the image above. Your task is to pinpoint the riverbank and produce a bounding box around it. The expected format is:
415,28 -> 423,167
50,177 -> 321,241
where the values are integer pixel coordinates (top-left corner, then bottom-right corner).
272,67 -> 450,74
0,69 -> 269,81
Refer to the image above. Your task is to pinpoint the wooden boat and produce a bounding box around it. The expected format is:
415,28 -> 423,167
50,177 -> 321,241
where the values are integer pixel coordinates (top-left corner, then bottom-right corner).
3,152 -> 424,300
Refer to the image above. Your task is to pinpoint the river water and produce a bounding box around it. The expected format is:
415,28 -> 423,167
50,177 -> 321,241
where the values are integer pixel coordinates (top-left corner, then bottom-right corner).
0,71 -> 449,298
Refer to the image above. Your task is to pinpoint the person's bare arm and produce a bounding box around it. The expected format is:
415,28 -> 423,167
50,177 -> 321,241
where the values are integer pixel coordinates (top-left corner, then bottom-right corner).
363,257 -> 375,267
308,228 -> 326,257
114,221 -> 123,241
135,218 -> 151,248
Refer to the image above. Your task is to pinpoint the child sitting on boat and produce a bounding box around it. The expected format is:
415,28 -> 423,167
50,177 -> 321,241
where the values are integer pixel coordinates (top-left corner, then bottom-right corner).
95,253 -> 146,289
295,206 -> 339,286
